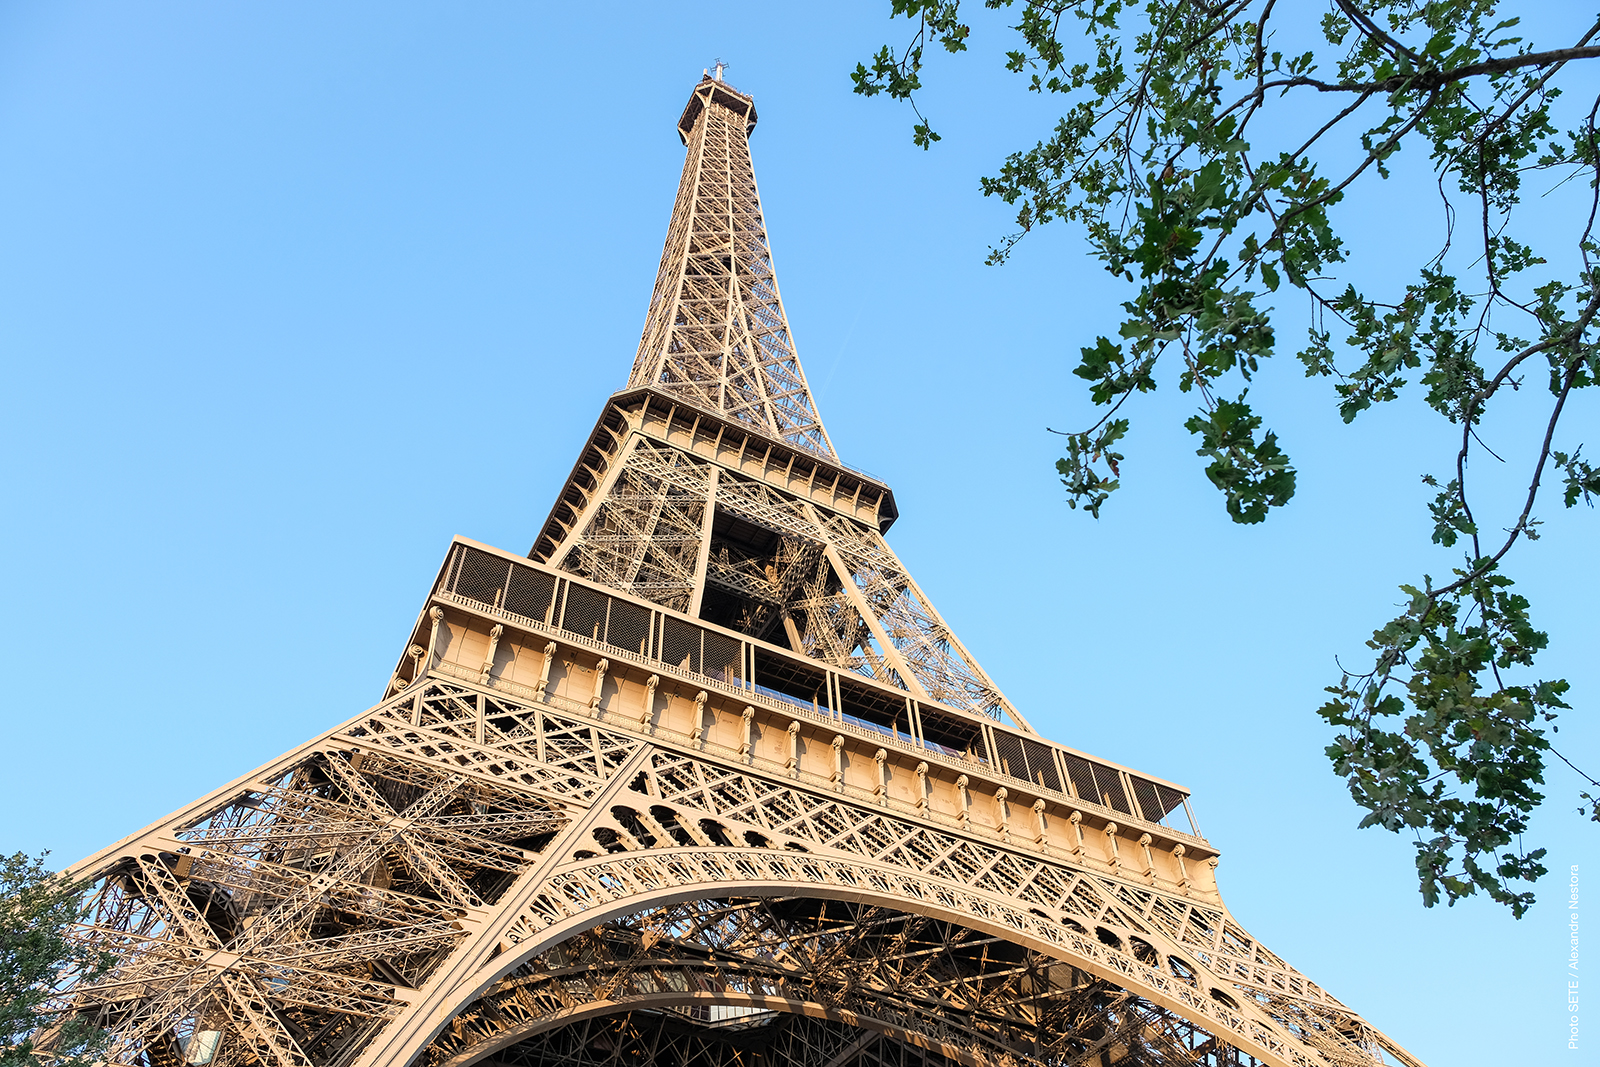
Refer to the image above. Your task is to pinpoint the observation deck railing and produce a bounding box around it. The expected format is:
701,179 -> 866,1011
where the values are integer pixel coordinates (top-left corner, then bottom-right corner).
424,541 -> 1201,842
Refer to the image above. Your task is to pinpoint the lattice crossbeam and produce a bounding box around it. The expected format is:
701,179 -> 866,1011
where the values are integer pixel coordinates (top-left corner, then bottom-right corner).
628,78 -> 834,460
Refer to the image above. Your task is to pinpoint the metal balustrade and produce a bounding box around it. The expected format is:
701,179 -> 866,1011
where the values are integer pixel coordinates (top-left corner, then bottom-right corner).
428,541 -> 1199,839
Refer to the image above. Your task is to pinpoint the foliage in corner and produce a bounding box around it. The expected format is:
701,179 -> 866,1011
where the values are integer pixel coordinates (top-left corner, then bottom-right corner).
856,0 -> 1600,916
0,853 -> 109,1067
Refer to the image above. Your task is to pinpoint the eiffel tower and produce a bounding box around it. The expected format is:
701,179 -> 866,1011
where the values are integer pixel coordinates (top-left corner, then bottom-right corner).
56,73 -> 1426,1067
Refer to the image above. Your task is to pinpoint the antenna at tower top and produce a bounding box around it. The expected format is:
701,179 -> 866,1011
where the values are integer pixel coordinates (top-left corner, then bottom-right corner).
713,59 -> 727,82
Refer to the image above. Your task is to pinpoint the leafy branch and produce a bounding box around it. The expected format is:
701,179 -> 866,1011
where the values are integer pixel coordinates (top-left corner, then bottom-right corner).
1,853 -> 110,1067
856,0 -> 1600,914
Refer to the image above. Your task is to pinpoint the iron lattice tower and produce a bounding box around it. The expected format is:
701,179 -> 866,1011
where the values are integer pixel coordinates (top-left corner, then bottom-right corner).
53,75 -> 1427,1067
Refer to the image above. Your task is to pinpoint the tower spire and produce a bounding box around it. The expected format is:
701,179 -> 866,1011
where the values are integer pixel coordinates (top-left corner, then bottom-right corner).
629,76 -> 836,460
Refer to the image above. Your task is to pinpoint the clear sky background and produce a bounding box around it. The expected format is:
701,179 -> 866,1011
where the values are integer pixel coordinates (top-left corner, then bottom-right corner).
2,3 -> 1595,1064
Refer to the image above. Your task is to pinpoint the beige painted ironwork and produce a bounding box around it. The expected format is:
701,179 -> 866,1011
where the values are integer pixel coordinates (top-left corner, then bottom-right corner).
629,76 -> 834,461
49,72 -> 1426,1067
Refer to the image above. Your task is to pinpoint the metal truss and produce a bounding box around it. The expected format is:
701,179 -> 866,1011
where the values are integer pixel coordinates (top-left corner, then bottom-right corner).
558,439 -> 714,614
369,688 -> 1420,1067
504,839 -> 1396,1066
628,74 -> 835,460
449,1012 -> 962,1067
634,751 -> 1336,1013
555,430 -> 1023,728
55,676 -> 1421,1067
55,736 -> 568,1067
49,73 -> 1428,1067
427,898 -> 1261,1067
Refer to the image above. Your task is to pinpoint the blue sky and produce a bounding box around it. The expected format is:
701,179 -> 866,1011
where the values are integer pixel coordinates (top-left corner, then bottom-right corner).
3,3 -> 1596,1063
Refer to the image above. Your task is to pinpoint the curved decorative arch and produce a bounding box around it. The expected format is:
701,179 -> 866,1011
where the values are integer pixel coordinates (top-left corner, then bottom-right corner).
381,848 -> 1413,1067
423,896 -> 1263,1067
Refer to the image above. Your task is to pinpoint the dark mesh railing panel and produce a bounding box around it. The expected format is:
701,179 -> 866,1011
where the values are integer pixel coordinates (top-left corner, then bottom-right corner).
661,616 -> 701,673
991,732 -> 1027,784
1020,737 -> 1064,793
991,733 -> 1067,795
703,631 -> 741,686
1092,764 -> 1133,815
455,547 -> 512,607
1060,752 -> 1099,805
1058,752 -> 1136,817
562,584 -> 609,641
1130,776 -> 1167,824
608,598 -> 652,657
503,567 -> 556,622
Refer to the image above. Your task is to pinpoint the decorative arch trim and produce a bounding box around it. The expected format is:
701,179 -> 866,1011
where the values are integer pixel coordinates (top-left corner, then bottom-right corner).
383,847 -> 1409,1067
